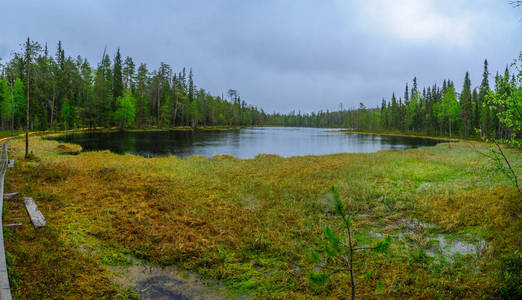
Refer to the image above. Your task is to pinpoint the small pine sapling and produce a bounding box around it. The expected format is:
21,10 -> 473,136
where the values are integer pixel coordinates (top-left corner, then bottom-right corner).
310,186 -> 391,299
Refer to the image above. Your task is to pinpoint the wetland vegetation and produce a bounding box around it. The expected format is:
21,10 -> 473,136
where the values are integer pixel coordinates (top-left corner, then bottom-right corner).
2,135 -> 520,298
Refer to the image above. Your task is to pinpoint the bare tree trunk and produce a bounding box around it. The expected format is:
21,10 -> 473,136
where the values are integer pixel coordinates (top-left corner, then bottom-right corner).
50,85 -> 55,129
157,84 -> 161,125
173,93 -> 179,127
10,81 -> 14,134
449,119 -> 452,148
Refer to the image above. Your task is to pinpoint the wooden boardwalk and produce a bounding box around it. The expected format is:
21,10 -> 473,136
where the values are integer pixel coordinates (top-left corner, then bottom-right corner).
0,139 -> 15,300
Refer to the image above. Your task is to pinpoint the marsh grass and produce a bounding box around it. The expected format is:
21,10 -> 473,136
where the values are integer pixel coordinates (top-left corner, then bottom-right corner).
3,136 -> 520,298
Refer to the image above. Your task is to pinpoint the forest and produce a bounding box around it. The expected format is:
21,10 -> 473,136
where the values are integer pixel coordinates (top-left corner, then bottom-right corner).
269,59 -> 519,140
0,37 -> 519,142
0,38 -> 268,131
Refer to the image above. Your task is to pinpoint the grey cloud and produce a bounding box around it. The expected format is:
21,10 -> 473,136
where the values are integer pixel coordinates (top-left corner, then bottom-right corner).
0,0 -> 520,112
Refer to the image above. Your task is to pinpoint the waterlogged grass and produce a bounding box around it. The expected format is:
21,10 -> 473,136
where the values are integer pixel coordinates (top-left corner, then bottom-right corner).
2,136 -> 521,298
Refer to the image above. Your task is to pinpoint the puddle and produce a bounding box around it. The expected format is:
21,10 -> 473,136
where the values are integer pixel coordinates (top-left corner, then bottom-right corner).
112,260 -> 241,300
399,218 -> 436,230
367,229 -> 384,238
361,224 -> 487,261
427,234 -> 486,258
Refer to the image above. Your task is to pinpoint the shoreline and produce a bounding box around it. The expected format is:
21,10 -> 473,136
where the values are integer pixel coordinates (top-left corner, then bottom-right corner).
327,129 -> 477,142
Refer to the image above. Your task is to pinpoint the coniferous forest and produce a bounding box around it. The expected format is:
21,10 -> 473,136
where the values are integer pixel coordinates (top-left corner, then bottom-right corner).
0,38 -> 518,141
0,38 -> 267,131
268,58 -> 519,140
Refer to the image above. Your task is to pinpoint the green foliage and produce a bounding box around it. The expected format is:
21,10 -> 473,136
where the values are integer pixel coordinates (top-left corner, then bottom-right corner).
486,52 -> 522,148
481,53 -> 522,194
0,38 -> 269,131
2,78 -> 26,126
436,86 -> 460,136
373,236 -> 392,253
310,186 -> 390,296
497,252 -> 522,298
309,272 -> 328,285
114,91 -> 136,128
15,80 -> 24,117
324,226 -> 341,257
60,100 -> 73,129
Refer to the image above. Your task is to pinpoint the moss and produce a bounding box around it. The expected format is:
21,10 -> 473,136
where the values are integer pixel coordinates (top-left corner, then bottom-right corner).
3,136 -> 520,298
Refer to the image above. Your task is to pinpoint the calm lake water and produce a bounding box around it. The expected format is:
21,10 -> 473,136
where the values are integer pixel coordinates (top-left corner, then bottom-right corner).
52,127 -> 442,158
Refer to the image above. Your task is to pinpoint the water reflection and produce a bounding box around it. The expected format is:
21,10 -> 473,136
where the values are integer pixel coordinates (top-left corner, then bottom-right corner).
51,127 -> 442,158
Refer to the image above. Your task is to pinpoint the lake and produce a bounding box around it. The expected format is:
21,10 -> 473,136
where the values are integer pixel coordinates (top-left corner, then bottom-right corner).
51,127 -> 443,159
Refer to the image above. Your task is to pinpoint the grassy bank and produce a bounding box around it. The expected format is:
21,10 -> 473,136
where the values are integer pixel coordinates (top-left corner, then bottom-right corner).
329,129 -> 472,142
0,125 -> 242,142
2,136 -> 521,298
70,125 -> 242,133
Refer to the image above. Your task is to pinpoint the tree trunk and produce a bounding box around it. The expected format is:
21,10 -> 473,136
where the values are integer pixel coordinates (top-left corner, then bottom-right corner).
10,81 -> 14,134
449,119 -> 451,138
157,85 -> 161,125
173,93 -> 179,127
448,119 -> 452,148
50,85 -> 55,129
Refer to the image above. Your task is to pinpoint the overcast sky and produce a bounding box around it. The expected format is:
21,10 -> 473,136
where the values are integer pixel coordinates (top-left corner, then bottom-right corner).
1,0 -> 520,113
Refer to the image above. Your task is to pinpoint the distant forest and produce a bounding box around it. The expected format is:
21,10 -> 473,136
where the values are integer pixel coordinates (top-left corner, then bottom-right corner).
270,59 -> 519,139
0,38 -> 518,139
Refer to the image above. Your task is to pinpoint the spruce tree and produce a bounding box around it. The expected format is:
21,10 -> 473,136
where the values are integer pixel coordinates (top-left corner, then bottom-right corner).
113,48 -> 123,100
22,37 -> 41,157
471,87 -> 479,130
412,77 -> 418,98
123,56 -> 135,91
404,83 -> 409,105
460,72 -> 472,136
391,93 -> 398,129
479,59 -> 490,136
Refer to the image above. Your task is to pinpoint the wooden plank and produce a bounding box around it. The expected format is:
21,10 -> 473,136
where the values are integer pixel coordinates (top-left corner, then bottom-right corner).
3,192 -> 18,200
23,197 -> 46,228
0,160 -> 12,299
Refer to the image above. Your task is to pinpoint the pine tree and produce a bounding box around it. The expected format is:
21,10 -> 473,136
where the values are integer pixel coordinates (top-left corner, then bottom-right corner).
22,37 -> 41,157
479,59 -> 490,136
391,93 -> 398,129
188,68 -> 194,102
471,87 -> 479,131
380,98 -> 387,129
113,48 -> 123,100
135,63 -> 149,126
123,56 -> 135,91
412,77 -> 418,98
404,83 -> 409,105
460,72 -> 472,136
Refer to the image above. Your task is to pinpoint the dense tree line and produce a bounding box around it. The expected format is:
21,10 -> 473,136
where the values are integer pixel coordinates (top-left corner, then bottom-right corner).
268,59 -> 519,139
0,38 -> 518,142
0,38 -> 268,131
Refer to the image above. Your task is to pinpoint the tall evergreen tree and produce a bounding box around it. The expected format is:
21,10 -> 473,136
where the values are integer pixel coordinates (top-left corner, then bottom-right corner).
123,56 -> 135,90
23,37 -> 41,157
412,77 -> 418,98
112,48 -> 123,100
460,72 -> 472,136
479,59 -> 490,136
404,83 -> 409,105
